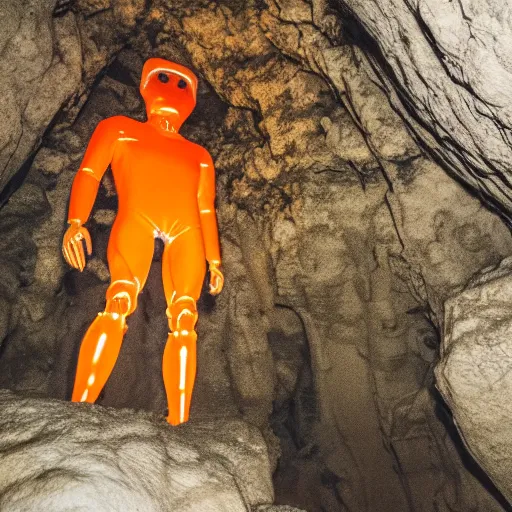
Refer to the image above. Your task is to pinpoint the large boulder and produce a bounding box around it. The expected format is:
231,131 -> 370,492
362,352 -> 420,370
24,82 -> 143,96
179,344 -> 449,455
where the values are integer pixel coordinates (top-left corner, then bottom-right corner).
436,257 -> 512,502
0,389 -> 276,511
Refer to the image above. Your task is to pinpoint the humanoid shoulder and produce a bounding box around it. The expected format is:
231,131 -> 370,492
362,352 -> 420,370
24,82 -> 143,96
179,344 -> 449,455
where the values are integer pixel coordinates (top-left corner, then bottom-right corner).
190,143 -> 214,167
94,116 -> 142,142
177,138 -> 213,166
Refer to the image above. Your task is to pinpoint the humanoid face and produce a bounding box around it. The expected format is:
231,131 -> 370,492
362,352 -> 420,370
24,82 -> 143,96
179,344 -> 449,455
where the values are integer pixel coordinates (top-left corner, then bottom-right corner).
140,58 -> 198,131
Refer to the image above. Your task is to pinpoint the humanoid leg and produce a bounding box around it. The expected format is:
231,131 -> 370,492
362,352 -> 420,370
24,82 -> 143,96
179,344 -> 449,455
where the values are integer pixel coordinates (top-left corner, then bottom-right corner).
162,228 -> 205,425
72,216 -> 154,403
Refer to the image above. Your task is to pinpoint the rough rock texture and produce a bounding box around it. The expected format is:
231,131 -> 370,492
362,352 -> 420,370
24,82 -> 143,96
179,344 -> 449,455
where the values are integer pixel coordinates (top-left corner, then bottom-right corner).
0,0 -> 148,192
0,389 -> 278,512
336,0 -> 512,222
0,1 -> 80,191
437,257 -> 512,504
0,1 -> 510,511
254,507 -> 305,512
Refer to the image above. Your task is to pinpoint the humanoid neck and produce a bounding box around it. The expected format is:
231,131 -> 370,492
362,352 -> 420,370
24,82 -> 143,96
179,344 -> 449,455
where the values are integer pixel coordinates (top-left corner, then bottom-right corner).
147,114 -> 183,137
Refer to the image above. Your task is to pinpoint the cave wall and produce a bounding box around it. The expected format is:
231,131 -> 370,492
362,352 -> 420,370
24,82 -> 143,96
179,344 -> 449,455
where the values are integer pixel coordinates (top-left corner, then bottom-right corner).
437,257 -> 512,505
0,1 -> 510,511
332,0 -> 512,223
0,0 -> 150,193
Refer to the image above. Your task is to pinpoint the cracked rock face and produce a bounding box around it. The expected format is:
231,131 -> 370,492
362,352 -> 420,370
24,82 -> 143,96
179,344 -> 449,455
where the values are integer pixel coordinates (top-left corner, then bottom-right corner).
0,1 -> 511,511
437,257 -> 512,504
337,0 -> 512,222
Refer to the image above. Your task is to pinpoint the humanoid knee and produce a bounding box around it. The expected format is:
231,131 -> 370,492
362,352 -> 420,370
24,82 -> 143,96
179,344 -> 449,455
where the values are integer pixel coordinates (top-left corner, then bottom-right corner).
105,279 -> 139,316
166,296 -> 198,332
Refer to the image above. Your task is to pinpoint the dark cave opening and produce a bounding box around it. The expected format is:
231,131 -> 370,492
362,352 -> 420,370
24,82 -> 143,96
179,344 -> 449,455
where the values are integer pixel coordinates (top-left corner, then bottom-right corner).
267,306 -> 324,510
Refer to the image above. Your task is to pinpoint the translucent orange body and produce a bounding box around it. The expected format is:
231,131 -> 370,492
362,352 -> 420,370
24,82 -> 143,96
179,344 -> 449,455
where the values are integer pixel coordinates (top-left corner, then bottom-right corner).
62,58 -> 223,425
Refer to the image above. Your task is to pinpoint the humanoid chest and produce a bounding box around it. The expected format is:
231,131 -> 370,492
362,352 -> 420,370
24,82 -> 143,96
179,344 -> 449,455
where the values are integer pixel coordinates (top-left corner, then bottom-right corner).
111,124 -> 201,187
109,121 -> 203,220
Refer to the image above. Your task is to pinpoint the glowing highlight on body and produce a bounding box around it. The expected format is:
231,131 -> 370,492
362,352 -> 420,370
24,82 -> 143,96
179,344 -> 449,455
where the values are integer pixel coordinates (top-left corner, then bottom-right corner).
179,346 -> 187,391
180,392 -> 185,423
156,106 -> 179,115
92,333 -> 107,364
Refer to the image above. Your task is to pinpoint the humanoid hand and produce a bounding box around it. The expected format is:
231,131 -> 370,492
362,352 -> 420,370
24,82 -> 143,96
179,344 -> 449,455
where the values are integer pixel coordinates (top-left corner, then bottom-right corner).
62,220 -> 92,271
209,261 -> 224,295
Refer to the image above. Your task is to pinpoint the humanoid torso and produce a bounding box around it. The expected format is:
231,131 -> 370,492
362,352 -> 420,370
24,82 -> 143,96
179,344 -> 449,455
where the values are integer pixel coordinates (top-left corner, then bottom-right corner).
110,117 -> 204,236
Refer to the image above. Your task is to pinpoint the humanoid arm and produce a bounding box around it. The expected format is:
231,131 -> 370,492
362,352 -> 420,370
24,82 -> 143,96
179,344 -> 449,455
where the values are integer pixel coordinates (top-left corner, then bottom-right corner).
197,150 -> 224,295
63,118 -> 118,270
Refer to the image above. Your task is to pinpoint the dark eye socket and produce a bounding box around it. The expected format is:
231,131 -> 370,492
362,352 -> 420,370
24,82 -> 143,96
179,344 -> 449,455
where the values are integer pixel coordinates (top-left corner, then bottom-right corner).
158,73 -> 169,83
177,79 -> 187,89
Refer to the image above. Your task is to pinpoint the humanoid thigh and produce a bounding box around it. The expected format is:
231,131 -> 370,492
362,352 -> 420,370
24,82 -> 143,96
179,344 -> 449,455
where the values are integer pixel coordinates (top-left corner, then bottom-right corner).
162,227 -> 206,301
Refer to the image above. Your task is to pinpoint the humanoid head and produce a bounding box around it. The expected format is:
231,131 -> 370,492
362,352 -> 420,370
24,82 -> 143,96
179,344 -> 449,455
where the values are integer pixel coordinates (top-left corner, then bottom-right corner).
140,58 -> 198,131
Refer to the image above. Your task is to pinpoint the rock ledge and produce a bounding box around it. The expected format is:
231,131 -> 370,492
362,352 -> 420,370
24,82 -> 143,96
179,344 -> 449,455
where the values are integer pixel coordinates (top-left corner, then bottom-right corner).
0,390 -> 278,512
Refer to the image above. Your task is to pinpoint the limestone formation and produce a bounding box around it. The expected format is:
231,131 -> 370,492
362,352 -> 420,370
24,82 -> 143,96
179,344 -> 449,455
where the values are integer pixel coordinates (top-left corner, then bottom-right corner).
0,0 -> 149,193
0,1 -> 81,191
337,0 -> 512,223
0,389 -> 274,511
0,1 -> 510,511
437,257 -> 512,504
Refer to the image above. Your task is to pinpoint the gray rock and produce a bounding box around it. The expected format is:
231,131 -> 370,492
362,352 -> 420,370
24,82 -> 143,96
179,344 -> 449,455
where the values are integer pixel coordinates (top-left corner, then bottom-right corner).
1,183 -> 49,219
338,0 -> 512,222
0,3 -> 82,190
436,259 -> 512,502
0,389 -> 274,512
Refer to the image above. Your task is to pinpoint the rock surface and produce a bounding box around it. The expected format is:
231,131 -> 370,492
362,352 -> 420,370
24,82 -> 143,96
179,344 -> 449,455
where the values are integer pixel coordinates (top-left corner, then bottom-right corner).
0,0 -> 149,192
337,0 -> 512,222
0,1 -> 510,511
0,389 -> 276,512
0,1 -> 81,191
437,257 -> 512,504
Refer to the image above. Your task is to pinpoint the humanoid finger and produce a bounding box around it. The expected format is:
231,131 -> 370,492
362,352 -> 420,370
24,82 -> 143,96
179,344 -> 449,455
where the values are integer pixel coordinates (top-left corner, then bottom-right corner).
70,239 -> 84,271
211,267 -> 224,295
210,274 -> 222,295
83,229 -> 92,255
65,242 -> 79,269
62,246 -> 73,268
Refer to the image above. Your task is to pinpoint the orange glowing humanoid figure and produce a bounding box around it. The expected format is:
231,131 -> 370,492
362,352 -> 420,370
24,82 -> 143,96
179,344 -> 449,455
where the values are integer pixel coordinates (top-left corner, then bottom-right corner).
62,58 -> 224,425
